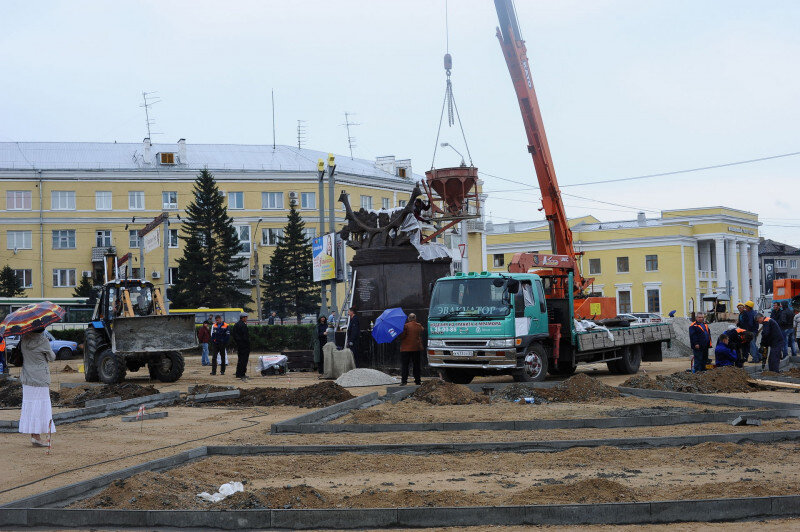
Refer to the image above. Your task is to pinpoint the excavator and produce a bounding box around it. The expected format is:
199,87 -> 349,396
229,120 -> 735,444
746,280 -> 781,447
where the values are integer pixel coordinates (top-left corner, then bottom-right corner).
495,0 -> 617,320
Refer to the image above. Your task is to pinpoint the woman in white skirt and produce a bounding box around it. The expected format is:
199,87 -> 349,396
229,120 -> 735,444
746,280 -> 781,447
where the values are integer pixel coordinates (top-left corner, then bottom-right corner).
19,328 -> 56,446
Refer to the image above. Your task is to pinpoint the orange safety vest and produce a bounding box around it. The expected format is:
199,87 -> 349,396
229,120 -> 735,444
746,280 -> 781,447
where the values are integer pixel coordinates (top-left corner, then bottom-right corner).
0,337 -> 5,352
690,321 -> 711,347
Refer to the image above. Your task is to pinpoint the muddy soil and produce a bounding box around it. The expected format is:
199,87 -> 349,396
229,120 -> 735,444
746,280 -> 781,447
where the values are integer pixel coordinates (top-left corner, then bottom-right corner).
217,381 -> 353,408
502,374 -> 619,403
763,368 -> 800,379
621,366 -> 758,394
411,380 -> 490,405
71,442 -> 800,510
0,378 -> 59,407
57,383 -> 161,408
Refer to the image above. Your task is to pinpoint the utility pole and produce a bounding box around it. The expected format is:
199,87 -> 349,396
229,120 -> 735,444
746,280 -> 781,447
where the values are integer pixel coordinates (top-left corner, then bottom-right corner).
162,213 -> 170,312
327,154 -> 337,314
317,159 -> 328,317
253,218 -> 263,321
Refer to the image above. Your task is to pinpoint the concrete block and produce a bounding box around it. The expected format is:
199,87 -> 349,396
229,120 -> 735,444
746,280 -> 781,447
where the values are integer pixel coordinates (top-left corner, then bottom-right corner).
26,509 -> 149,528
649,497 -> 772,523
121,411 -> 168,422
398,505 -> 526,527
272,508 -> 398,529
770,494 -> 800,516
185,390 -> 240,403
188,384 -> 235,394
84,396 -> 121,408
59,382 -> 102,390
0,509 -> 27,526
148,510 -> 270,530
528,502 -> 649,525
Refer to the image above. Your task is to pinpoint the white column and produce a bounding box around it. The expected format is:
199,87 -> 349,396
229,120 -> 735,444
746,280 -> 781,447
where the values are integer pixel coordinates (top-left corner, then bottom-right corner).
715,237 -> 727,294
680,245 -> 687,317
739,241 -> 750,302
693,240 -> 701,315
727,239 -> 738,303
704,241 -> 713,274
750,243 -> 761,303
481,232 -> 487,271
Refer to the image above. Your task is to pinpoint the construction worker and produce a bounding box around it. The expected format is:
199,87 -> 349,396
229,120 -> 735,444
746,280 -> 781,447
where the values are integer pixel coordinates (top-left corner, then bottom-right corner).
756,313 -> 785,373
210,315 -> 230,376
689,313 -> 712,373
0,335 -> 6,374
779,302 -> 796,358
714,334 -> 738,367
726,327 -> 755,368
738,301 -> 759,362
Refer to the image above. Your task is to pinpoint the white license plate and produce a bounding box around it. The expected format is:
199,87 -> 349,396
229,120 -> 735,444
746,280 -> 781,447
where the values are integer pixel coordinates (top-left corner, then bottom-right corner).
452,350 -> 473,357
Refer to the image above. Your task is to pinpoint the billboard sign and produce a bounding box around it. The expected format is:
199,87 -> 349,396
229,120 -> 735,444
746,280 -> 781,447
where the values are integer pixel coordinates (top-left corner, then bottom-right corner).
143,227 -> 161,254
312,233 -> 336,282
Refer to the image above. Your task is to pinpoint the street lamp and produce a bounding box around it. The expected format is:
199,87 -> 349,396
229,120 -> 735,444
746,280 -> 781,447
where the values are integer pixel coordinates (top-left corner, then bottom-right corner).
253,218 -> 263,321
440,142 -> 466,166
317,158 -> 328,317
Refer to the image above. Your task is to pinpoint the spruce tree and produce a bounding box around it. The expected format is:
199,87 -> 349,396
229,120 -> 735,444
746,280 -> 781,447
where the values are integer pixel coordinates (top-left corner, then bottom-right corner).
72,276 -> 97,302
261,200 -> 318,322
170,169 -> 252,309
0,266 -> 24,297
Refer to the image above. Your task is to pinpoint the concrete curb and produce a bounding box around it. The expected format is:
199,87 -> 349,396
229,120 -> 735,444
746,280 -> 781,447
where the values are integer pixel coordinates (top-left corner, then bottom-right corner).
185,390 -> 241,403
618,387 -> 800,409
121,412 -> 168,422
84,397 -> 121,408
270,392 -> 379,433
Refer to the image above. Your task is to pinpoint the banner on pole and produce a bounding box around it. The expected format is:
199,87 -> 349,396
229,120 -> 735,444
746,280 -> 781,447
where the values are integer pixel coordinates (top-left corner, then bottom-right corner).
143,227 -> 160,254
312,233 -> 336,282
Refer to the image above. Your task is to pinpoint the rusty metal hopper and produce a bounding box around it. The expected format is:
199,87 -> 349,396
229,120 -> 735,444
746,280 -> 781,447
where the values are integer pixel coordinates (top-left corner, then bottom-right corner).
424,166 -> 480,219
111,314 -> 198,354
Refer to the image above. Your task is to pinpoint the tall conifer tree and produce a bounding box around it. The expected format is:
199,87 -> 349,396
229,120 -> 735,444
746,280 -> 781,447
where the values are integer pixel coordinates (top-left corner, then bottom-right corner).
0,266 -> 24,297
170,169 -> 252,309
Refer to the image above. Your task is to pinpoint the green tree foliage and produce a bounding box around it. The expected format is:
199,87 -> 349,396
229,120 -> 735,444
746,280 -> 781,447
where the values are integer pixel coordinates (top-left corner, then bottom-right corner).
72,276 -> 98,304
0,265 -> 25,297
261,200 -> 318,322
170,169 -> 252,309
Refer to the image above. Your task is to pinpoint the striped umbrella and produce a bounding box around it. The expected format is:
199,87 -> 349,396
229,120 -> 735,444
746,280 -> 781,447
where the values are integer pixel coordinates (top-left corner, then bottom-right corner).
0,301 -> 66,337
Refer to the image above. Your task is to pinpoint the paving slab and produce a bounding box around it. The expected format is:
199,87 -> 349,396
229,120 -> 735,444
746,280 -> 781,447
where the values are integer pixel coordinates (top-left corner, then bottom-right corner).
84,396 -> 121,408
185,390 -> 240,403
121,411 -> 168,422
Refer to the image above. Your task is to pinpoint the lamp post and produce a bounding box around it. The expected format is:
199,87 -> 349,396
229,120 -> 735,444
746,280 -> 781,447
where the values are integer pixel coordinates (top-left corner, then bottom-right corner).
440,142 -> 466,166
317,159 -> 328,318
253,218 -> 263,321
327,154 -> 337,342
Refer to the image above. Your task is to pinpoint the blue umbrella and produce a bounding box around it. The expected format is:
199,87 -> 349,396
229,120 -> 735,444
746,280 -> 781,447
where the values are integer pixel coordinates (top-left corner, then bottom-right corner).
371,307 -> 407,344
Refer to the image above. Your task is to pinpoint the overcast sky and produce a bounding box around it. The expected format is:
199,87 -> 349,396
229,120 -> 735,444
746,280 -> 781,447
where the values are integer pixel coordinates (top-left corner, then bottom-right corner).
2,0 -> 798,244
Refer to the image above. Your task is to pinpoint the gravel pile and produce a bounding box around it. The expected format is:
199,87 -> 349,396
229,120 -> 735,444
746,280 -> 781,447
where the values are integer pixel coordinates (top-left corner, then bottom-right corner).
621,366 -> 757,394
335,368 -> 398,388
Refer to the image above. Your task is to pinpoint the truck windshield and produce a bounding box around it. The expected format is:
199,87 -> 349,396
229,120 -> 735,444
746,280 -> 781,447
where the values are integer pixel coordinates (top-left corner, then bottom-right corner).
429,278 -> 510,319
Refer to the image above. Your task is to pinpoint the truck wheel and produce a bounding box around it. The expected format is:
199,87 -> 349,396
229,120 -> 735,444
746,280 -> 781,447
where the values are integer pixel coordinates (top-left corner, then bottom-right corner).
148,352 -> 185,382
96,348 -> 126,384
84,328 -> 101,382
57,347 -> 72,360
614,345 -> 642,374
514,344 -> 548,382
439,369 -> 474,384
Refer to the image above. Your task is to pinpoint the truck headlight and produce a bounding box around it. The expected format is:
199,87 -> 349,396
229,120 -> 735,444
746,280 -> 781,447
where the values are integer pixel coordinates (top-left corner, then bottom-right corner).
488,338 -> 514,348
427,340 -> 444,348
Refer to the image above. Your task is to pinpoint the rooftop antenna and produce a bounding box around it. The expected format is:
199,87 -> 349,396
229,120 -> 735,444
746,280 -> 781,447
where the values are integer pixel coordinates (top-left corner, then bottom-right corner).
296,120 -> 307,149
140,91 -> 162,139
271,89 -> 276,150
341,112 -> 360,159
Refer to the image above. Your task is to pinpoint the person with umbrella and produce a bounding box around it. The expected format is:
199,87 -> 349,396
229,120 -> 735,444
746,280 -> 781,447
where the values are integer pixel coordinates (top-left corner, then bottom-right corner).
398,313 -> 424,386
0,302 -> 65,447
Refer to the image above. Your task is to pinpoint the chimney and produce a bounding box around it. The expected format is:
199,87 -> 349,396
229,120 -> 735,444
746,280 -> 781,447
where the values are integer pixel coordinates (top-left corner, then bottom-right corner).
508,220 -> 515,233
143,137 -> 151,165
637,212 -> 647,226
177,138 -> 186,164
375,155 -> 396,174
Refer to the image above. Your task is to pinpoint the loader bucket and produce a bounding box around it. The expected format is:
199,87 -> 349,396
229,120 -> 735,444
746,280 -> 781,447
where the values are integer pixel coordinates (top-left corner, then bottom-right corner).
111,314 -> 198,354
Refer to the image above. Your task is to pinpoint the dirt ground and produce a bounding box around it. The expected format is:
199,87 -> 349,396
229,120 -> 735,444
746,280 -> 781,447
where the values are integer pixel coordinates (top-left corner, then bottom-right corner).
3,354 -> 800,530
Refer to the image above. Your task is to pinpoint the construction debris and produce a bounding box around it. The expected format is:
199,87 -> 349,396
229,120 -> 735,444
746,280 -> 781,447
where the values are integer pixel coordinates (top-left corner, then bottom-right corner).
217,382 -> 354,409
502,374 -> 619,403
411,380 -> 490,405
622,366 -> 758,394
730,416 -> 761,427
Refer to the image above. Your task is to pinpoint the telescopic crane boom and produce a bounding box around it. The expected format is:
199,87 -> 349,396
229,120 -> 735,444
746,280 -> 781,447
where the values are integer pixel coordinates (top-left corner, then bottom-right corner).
494,0 -> 593,297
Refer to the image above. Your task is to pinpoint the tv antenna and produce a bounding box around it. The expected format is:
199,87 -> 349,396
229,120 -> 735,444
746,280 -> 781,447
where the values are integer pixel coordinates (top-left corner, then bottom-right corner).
296,120 -> 307,149
140,91 -> 162,139
341,112 -> 360,159
271,89 -> 276,150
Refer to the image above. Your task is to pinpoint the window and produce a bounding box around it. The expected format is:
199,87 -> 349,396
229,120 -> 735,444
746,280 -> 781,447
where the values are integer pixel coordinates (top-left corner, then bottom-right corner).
262,264 -> 271,278
6,190 -> 32,210
262,228 -> 283,246
776,259 -> 787,268
129,230 -> 140,248
228,192 -> 244,210
14,269 -> 32,288
52,230 -> 76,249
53,268 -> 76,287
169,229 -> 179,248
645,255 -> 658,272
235,226 -> 250,253
300,192 -> 315,209
95,230 -> 112,247
360,195 -> 373,210
95,191 -> 112,210
51,191 -> 76,210
303,227 -> 317,241
7,230 -> 32,250
589,258 -> 601,275
791,260 -> 798,269
262,192 -> 283,210
617,290 -> 632,314
493,254 -> 505,268
616,256 -> 629,273
168,267 -> 179,285
646,288 -> 661,313
397,167 -> 407,178
398,200 -> 407,208
129,191 -> 145,210
162,191 -> 178,209
382,197 -> 390,210
160,152 -> 175,165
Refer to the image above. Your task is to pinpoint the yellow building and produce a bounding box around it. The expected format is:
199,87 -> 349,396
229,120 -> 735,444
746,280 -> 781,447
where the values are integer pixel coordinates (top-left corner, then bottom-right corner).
0,140 -> 436,316
483,208 -> 761,317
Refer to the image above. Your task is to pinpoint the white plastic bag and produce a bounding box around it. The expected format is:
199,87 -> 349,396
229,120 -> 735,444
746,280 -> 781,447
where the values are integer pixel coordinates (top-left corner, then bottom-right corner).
197,481 -> 244,503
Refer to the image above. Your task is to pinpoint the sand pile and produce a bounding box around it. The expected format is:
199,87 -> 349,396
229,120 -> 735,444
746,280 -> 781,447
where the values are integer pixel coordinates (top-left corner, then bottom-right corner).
621,366 -> 756,394
219,381 -> 353,408
58,383 -> 160,407
61,364 -> 77,373
411,380 -> 490,405
0,378 -> 59,407
335,368 -> 398,387
511,478 -> 638,504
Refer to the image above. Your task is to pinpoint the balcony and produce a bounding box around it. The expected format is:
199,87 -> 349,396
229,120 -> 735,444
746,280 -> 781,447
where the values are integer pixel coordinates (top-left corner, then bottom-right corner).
91,246 -> 117,262
698,270 -> 718,281
465,220 -> 485,232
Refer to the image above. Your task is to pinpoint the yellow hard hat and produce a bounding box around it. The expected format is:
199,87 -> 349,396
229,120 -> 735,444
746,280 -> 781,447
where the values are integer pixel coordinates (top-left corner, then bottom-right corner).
745,300 -> 755,308
736,302 -> 745,307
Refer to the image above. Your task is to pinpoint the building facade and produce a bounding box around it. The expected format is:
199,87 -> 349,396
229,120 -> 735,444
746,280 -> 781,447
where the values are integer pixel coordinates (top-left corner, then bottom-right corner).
758,239 -> 800,295
0,140 -> 443,315
484,208 -> 761,317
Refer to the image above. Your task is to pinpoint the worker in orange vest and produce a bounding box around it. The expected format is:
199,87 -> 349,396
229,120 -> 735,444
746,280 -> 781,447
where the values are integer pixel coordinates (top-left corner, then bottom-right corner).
0,336 -> 6,374
689,312 -> 712,372
726,327 -> 755,368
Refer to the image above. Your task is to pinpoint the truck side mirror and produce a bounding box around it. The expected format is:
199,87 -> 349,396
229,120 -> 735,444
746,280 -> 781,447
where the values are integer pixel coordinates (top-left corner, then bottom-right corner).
428,282 -> 435,294
507,279 -> 520,294
492,278 -> 505,288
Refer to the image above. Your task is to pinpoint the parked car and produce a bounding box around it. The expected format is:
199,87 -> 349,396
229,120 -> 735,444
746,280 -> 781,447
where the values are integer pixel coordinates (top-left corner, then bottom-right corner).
6,330 -> 79,364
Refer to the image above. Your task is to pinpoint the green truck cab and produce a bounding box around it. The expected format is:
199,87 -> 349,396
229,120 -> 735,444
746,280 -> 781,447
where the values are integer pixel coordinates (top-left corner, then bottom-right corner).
427,271 -> 671,383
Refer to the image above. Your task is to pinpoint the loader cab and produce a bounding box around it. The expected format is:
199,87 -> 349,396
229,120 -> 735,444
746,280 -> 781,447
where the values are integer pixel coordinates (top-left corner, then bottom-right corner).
93,279 -> 157,322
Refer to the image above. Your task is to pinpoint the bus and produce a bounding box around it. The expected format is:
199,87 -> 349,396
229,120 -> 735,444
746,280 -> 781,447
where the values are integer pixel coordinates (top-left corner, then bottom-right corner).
0,297 -> 93,326
169,308 -> 245,325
